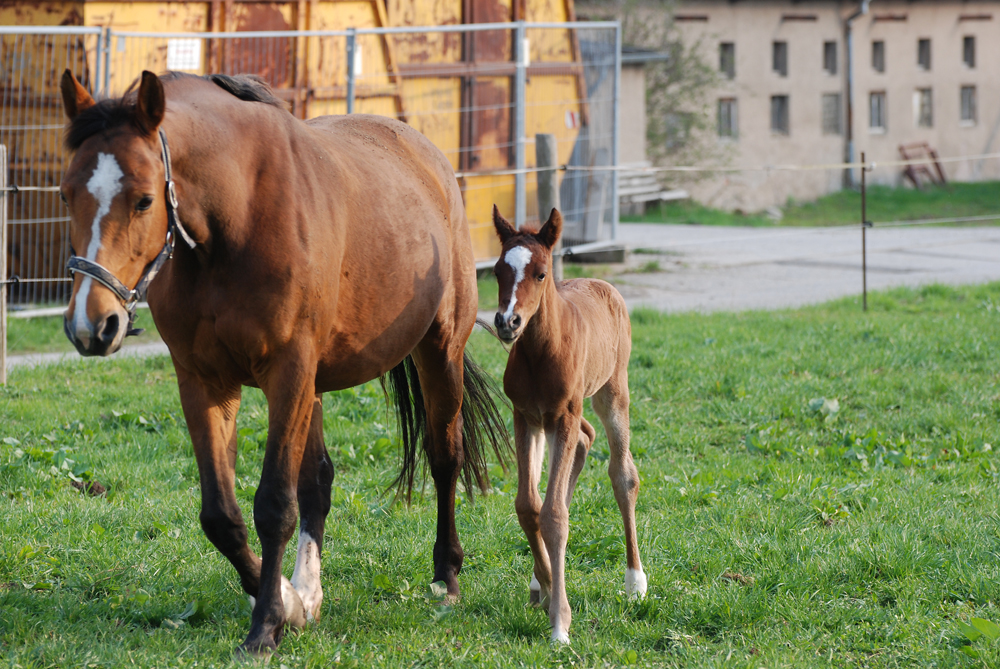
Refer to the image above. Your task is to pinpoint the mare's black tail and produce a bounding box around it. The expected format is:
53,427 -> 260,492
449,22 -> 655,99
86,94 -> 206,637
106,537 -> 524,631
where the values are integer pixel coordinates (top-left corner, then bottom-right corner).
382,352 -> 511,502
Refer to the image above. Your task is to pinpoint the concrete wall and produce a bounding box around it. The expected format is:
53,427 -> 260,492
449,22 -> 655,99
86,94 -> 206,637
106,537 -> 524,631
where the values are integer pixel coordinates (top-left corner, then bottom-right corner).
670,0 -> 1000,211
620,63 -> 648,164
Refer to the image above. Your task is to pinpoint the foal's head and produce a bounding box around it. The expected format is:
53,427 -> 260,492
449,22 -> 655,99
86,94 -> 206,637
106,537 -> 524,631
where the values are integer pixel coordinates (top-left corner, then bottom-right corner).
59,71 -> 170,356
491,205 -> 563,343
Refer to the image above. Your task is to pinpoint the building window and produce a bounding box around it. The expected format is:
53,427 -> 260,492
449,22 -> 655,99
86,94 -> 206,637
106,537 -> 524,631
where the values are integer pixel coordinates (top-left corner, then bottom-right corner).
823,41 -> 837,74
961,86 -> 977,124
963,36 -> 975,68
918,38 -> 931,70
771,95 -> 790,134
720,42 -> 735,79
870,91 -> 887,132
872,40 -> 885,73
915,88 -> 933,127
773,41 -> 788,76
822,93 -> 842,134
718,98 -> 738,138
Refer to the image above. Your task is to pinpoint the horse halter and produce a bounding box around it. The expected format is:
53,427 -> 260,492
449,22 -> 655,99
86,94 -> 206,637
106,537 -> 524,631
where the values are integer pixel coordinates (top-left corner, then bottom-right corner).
66,129 -> 196,336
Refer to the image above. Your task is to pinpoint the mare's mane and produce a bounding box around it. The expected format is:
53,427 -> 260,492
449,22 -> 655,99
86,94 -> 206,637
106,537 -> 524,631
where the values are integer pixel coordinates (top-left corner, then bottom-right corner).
65,72 -> 286,150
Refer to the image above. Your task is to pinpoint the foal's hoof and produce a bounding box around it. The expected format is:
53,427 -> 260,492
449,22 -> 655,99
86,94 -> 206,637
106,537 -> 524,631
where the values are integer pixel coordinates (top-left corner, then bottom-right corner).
248,576 -> 308,630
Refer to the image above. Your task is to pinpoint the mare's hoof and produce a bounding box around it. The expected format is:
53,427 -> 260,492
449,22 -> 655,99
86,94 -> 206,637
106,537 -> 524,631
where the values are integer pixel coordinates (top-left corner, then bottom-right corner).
551,630 -> 571,645
247,576 -> 308,630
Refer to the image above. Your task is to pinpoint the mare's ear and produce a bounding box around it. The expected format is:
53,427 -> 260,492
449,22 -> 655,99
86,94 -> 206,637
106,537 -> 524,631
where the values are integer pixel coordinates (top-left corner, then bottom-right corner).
535,208 -> 563,249
60,70 -> 95,120
492,204 -> 517,243
136,70 -> 166,134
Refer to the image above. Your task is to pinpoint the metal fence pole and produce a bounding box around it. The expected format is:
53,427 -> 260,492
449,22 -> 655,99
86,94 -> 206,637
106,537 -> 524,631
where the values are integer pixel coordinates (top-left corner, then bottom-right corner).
102,28 -> 111,97
514,21 -> 527,228
1,145 -> 8,384
94,30 -> 104,97
861,150 -> 869,312
611,21 -> 621,241
346,28 -> 356,114
535,133 -> 562,281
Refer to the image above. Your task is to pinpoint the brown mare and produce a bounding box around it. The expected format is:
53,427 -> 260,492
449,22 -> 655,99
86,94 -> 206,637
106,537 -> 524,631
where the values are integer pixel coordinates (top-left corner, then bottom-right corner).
57,69 -> 507,654
491,206 -> 647,643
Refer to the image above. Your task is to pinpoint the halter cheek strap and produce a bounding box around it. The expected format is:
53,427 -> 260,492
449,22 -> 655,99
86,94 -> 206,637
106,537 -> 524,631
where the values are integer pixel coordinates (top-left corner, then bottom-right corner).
66,129 -> 196,337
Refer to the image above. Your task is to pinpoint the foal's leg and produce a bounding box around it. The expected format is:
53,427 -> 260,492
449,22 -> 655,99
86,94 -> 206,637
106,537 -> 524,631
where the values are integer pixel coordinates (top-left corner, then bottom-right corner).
540,412 -> 582,643
564,417 -> 596,507
291,396 -> 334,622
593,381 -> 647,600
411,340 -> 467,598
512,410 -> 551,607
175,366 -> 263,598
243,352 -> 317,653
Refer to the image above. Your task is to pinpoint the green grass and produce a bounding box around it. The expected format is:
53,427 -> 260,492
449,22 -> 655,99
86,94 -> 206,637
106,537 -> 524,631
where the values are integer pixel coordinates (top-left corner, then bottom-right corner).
2,283 -> 1000,667
624,181 -> 1000,227
6,309 -> 161,355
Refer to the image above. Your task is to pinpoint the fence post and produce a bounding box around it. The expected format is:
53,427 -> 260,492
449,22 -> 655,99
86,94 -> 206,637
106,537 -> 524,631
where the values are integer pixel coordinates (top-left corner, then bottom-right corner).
1,145 -> 8,384
535,133 -> 562,281
346,28 -> 357,114
514,21 -> 527,228
611,21 -> 621,241
861,150 -> 870,311
102,27 -> 111,97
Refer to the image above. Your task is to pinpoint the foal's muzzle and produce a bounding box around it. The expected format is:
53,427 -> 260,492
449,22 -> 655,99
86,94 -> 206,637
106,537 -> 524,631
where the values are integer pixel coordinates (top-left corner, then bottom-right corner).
494,311 -> 523,342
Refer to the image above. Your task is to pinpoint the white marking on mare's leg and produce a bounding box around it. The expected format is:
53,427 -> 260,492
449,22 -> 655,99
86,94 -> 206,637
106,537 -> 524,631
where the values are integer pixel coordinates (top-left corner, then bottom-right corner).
74,153 -> 124,340
625,568 -> 647,600
502,245 -> 533,320
291,530 -> 323,622
248,575 -> 307,629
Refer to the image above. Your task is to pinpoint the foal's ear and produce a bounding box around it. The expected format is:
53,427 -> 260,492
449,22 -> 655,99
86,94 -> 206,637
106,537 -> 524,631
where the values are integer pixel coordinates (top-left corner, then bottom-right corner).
492,204 -> 518,243
136,70 -> 166,134
535,208 -> 563,249
60,70 -> 95,120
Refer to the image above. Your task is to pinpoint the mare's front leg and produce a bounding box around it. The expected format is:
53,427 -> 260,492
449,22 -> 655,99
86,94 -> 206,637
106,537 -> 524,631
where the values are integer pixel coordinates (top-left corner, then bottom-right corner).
242,352 -> 317,654
291,396 -> 334,621
512,410 -> 551,607
593,381 -> 647,600
175,366 -> 263,600
540,412 -> 583,644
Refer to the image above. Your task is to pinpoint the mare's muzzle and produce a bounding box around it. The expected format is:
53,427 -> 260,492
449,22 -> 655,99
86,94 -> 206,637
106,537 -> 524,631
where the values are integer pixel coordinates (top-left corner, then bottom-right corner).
64,308 -> 127,357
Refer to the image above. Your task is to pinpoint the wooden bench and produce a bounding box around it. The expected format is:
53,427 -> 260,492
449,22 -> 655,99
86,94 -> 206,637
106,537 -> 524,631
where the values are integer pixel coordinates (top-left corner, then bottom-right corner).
618,162 -> 689,215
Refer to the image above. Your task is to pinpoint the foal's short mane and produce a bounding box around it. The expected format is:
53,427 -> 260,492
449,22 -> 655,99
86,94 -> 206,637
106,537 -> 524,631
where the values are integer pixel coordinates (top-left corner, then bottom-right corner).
65,72 -> 286,150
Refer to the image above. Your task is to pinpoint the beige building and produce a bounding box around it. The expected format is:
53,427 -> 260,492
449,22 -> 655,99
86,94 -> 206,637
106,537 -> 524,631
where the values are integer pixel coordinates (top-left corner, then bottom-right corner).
637,0 -> 1000,211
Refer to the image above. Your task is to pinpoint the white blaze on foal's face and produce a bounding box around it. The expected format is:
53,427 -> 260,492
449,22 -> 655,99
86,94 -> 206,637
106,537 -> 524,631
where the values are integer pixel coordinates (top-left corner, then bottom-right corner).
501,244 -> 534,321
73,152 -> 125,339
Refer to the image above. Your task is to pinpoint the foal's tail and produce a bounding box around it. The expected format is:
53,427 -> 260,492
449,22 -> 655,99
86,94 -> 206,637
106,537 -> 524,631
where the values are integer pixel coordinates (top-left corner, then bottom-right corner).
382,353 -> 511,502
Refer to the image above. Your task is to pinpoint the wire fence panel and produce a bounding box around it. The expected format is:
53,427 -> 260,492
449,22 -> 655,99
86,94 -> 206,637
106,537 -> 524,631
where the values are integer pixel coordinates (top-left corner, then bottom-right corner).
2,22 -> 619,308
1,28 -> 102,307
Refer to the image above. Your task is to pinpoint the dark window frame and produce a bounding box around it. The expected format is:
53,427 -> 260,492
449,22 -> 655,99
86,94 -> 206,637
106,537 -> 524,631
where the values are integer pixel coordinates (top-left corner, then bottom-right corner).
823,41 -> 837,74
720,42 -> 736,79
872,40 -> 885,73
771,94 -> 790,134
773,41 -> 788,76
918,38 -> 931,70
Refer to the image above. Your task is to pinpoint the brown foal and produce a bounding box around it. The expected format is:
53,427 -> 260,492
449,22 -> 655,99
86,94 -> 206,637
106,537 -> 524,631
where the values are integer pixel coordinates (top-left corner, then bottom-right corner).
57,70 -> 507,655
491,206 -> 647,643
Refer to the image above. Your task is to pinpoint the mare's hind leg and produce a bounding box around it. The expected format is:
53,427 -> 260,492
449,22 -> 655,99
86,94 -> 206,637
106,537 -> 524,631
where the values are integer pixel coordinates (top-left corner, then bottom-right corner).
175,366 -> 264,598
410,338 -> 467,597
291,396 -> 334,622
565,418 -> 596,507
513,410 -> 551,607
592,379 -> 647,600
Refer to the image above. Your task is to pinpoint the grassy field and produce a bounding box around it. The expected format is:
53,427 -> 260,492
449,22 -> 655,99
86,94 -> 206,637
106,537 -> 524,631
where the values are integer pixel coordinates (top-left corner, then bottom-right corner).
2,283 -> 999,667
623,181 -> 1000,227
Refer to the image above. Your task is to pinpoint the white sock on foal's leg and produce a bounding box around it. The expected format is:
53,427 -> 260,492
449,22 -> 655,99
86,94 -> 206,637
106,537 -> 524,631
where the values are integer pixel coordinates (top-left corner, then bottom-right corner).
625,568 -> 647,600
291,530 -> 323,621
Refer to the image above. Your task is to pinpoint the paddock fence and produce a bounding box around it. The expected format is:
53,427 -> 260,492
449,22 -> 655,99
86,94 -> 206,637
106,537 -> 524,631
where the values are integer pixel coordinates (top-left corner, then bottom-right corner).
1,22 -> 621,312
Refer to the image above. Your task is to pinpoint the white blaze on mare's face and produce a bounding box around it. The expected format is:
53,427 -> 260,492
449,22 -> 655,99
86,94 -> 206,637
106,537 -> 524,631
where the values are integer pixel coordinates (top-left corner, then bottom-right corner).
502,245 -> 534,321
73,153 -> 124,338
291,530 -> 323,621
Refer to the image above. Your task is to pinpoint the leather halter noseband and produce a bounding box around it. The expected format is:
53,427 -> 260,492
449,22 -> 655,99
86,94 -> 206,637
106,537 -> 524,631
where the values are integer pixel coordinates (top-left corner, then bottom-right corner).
66,129 -> 196,336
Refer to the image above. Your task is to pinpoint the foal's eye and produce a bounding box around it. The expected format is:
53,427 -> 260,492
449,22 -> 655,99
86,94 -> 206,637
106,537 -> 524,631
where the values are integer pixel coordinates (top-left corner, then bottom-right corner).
537,273 -> 546,281
136,196 -> 154,212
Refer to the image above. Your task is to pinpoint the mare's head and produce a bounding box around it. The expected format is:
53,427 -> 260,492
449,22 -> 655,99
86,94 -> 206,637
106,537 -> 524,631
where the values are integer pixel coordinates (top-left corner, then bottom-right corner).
491,205 -> 563,343
59,70 -> 170,356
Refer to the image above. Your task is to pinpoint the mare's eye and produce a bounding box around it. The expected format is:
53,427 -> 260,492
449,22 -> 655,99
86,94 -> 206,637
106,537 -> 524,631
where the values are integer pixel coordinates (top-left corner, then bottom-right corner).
136,196 -> 154,212
59,192 -> 68,206
537,273 -> 546,281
